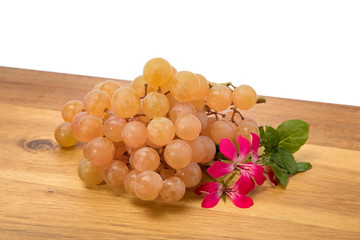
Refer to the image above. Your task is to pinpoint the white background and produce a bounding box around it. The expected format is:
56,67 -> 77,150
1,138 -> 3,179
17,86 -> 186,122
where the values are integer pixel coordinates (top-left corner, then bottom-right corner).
1,0 -> 359,106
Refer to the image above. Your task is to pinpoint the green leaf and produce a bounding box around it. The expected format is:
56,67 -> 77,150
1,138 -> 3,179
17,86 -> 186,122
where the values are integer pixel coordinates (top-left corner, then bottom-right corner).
277,119 -> 309,154
296,162 -> 312,172
260,125 -> 280,154
270,162 -> 288,187
271,147 -> 297,175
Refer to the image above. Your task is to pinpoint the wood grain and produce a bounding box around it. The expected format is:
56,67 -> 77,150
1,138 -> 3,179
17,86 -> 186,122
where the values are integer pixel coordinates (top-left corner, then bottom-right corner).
0,66 -> 359,240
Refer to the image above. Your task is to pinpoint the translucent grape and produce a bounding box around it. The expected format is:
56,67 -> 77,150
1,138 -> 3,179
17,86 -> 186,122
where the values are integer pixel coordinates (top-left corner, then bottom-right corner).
232,85 -> 257,110
175,162 -> 202,188
164,139 -> 192,169
169,71 -> 200,102
71,113 -> 104,142
142,92 -> 169,118
98,80 -> 122,97
103,160 -> 129,188
103,115 -> 127,142
160,177 -> 186,202
54,122 -> 78,147
206,85 -> 232,111
61,100 -> 84,122
78,158 -> 104,186
134,171 -> 164,201
84,89 -> 111,117
175,114 -> 202,141
131,147 -> 160,172
124,170 -> 140,195
169,102 -> 196,123
121,121 -> 148,148
193,73 -> 209,101
143,58 -> 173,87
200,136 -> 216,163
131,75 -> 157,97
186,136 -> 207,163
147,117 -> 175,146
210,120 -> 235,144
234,121 -> 260,143
112,87 -> 141,118
85,137 -> 115,166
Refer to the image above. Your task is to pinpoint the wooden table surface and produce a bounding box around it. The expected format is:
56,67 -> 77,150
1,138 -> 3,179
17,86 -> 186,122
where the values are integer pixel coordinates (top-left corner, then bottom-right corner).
0,66 -> 359,240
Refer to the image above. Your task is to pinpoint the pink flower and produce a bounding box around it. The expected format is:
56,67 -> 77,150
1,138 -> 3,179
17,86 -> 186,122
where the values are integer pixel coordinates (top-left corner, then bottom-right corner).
195,173 -> 255,208
207,133 -> 266,186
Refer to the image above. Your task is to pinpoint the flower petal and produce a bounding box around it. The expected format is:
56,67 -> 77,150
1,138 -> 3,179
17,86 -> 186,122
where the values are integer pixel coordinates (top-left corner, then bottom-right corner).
234,171 -> 255,195
207,161 -> 234,178
219,138 -> 238,161
250,133 -> 260,162
241,162 -> 266,186
201,191 -> 222,208
194,182 -> 222,195
237,135 -> 251,162
264,165 -> 278,187
227,192 -> 254,208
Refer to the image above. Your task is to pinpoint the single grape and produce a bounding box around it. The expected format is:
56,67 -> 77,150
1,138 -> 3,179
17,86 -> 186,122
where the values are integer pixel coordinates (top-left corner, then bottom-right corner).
98,80 -> 122,97
142,92 -> 169,118
61,100 -> 84,122
169,102 -> 196,123
175,162 -> 202,188
210,119 -> 235,144
85,137 -> 115,166
232,85 -> 257,110
169,71 -> 200,102
131,147 -> 160,172
160,176 -> 186,202
131,75 -> 157,97
124,170 -> 140,195
112,87 -> 141,118
234,121 -> 260,143
147,117 -> 175,146
78,158 -> 104,186
206,85 -> 232,111
103,160 -> 129,188
121,121 -> 148,148
143,58 -> 173,87
71,113 -> 104,142
103,115 -> 127,142
134,171 -> 164,201
84,89 -> 111,117
186,136 -> 207,163
54,122 -> 78,147
175,114 -> 202,141
164,139 -> 192,169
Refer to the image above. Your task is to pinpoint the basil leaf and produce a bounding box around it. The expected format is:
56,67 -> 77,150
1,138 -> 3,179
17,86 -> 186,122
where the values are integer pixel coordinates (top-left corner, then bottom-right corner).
271,147 -> 297,175
270,162 -> 288,187
277,119 -> 309,153
296,162 -> 312,172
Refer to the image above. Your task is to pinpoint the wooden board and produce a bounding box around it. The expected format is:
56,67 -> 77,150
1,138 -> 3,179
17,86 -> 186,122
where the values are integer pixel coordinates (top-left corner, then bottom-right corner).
0,66 -> 359,239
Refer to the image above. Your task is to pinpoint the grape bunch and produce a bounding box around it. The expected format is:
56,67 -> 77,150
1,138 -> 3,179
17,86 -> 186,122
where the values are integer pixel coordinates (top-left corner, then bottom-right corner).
54,57 -> 260,202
